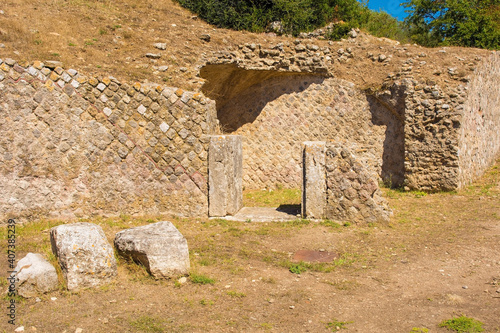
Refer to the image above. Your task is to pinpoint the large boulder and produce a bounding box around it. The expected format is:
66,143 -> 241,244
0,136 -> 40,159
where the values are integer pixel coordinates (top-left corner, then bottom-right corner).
114,221 -> 190,279
14,253 -> 58,297
50,223 -> 117,291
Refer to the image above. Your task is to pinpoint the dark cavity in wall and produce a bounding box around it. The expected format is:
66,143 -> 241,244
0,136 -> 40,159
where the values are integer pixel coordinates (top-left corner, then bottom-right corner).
200,64 -> 327,133
367,86 -> 406,188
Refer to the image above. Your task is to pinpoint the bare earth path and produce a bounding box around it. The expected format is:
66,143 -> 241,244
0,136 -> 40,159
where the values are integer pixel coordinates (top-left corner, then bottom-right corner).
1,162 -> 500,332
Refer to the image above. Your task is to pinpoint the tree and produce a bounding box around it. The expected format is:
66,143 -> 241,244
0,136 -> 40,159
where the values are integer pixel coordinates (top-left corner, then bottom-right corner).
403,0 -> 500,49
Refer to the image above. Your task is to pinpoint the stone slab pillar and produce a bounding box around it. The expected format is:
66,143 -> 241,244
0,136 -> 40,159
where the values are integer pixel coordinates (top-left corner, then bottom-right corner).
208,135 -> 243,217
302,141 -> 326,219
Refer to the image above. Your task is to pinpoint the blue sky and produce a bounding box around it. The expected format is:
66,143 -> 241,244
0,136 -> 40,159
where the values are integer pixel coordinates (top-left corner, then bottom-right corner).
362,0 -> 409,21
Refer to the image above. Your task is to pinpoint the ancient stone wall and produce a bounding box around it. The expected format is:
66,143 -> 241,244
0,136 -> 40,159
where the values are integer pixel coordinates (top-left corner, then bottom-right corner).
378,52 -> 500,191
227,76 -> 387,190
458,52 -> 500,187
403,81 -> 464,191
324,143 -> 391,223
0,59 -> 217,221
301,141 -> 391,223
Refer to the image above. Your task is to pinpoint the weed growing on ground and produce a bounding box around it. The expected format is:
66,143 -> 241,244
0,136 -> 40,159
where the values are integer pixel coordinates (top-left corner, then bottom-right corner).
289,262 -> 308,274
326,319 -> 352,331
320,220 -> 342,229
129,315 -> 166,332
409,328 -> 429,333
439,315 -> 484,332
410,328 -> 429,333
226,290 -> 246,298
199,298 -> 214,305
189,272 -> 216,285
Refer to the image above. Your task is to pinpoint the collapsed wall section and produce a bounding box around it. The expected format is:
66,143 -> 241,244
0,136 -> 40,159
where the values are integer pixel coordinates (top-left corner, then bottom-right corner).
0,59 -> 217,221
301,141 -> 391,223
458,52 -> 500,187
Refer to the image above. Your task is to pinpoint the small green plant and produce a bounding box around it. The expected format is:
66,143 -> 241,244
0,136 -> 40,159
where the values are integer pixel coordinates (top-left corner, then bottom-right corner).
129,315 -> 165,332
226,290 -> 246,298
199,298 -> 214,306
99,28 -> 107,35
34,39 -> 43,45
68,42 -> 76,46
410,328 -> 429,333
260,322 -> 273,330
189,272 -> 215,285
321,220 -> 341,228
439,315 -> 484,332
289,262 -> 307,274
343,222 -> 352,227
326,319 -> 352,331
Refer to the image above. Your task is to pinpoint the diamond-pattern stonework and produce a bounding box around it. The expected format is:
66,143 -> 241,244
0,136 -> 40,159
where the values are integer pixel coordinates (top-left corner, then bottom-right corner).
230,78 -> 386,190
0,60 -> 217,221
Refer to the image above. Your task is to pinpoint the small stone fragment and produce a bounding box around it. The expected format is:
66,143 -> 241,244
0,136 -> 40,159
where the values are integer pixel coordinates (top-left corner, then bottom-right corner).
154,43 -> 166,50
14,253 -> 58,298
199,34 -> 211,42
146,53 -> 161,59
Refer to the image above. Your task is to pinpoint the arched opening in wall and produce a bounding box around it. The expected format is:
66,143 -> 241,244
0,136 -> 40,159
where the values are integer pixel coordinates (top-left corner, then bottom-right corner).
201,64 -> 328,220
367,89 -> 406,188
200,64 -> 326,133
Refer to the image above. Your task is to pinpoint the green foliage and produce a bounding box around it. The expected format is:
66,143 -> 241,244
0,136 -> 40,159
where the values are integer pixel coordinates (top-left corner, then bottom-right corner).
326,319 -> 352,330
174,0 -> 408,40
226,290 -> 247,298
439,315 -> 484,332
403,0 -> 500,49
363,11 -> 411,43
289,262 -> 308,274
189,272 -> 216,285
129,316 -> 166,332
410,328 -> 429,333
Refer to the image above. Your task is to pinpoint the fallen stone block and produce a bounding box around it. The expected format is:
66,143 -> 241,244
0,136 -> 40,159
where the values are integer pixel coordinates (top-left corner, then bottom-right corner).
50,223 -> 117,291
14,253 -> 58,297
114,221 -> 190,279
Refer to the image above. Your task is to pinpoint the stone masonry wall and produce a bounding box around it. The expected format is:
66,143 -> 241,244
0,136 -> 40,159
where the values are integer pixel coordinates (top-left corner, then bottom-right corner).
0,58 -> 217,221
458,52 -> 500,187
324,143 -> 392,223
230,77 -> 386,190
385,52 -> 500,191
404,81 -> 463,191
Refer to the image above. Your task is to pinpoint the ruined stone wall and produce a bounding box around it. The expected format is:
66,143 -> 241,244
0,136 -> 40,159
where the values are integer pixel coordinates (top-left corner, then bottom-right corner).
0,59 -> 217,221
230,77 -> 387,190
400,80 -> 463,191
458,52 -> 500,187
391,52 -> 500,191
324,143 -> 391,223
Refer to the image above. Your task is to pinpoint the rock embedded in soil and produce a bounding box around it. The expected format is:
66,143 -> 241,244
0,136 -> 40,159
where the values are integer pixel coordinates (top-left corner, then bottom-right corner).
14,253 -> 58,298
114,221 -> 190,279
146,53 -> 161,59
50,223 -> 117,291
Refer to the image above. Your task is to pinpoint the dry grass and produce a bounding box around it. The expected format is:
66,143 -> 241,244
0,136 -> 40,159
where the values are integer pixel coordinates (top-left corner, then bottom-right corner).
0,0 -> 490,93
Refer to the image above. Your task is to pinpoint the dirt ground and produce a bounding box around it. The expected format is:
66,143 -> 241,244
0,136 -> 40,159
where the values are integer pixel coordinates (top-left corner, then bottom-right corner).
1,160 -> 499,333
0,0 -> 493,92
